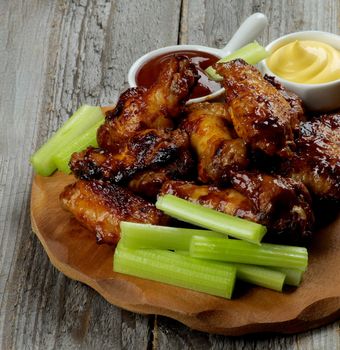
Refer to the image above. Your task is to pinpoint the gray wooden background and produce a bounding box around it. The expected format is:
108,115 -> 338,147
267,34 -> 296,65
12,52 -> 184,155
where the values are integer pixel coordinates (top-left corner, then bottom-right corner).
1,0 -> 339,348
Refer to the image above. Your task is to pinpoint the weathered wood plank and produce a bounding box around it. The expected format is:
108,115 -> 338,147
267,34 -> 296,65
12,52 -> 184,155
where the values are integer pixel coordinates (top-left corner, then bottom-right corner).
155,0 -> 340,349
0,0 -> 181,348
0,1 -> 58,347
181,0 -> 340,47
155,316 -> 340,350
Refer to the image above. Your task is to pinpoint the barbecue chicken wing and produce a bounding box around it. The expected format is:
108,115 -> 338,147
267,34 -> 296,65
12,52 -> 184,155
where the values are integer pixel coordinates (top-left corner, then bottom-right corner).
98,56 -> 199,151
282,112 -> 340,201
70,129 -> 190,183
60,180 -> 168,244
264,75 -> 305,123
182,102 -> 248,183
229,171 -> 314,242
214,59 -> 300,157
161,174 -> 314,244
128,148 -> 195,199
161,180 -> 259,222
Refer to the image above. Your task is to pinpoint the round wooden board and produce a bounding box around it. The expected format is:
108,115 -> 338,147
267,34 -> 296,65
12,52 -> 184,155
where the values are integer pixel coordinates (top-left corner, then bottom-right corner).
30,172 -> 340,336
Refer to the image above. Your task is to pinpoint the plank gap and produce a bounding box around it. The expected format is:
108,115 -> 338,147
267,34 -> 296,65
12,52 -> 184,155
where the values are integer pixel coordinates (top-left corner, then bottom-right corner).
149,314 -> 158,350
177,0 -> 185,44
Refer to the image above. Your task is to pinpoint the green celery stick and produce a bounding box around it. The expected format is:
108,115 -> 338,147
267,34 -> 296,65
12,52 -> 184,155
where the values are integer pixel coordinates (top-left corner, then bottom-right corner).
114,243 -> 236,299
271,267 -> 304,286
175,250 -> 190,255
53,119 -> 103,174
156,194 -> 266,244
175,251 -> 285,292
190,236 -> 308,270
120,221 -> 226,251
30,105 -> 104,176
205,41 -> 268,81
233,264 -> 285,292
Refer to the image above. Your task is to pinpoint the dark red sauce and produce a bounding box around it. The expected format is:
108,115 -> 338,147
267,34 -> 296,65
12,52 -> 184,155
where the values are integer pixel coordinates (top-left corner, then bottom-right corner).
136,50 -> 221,99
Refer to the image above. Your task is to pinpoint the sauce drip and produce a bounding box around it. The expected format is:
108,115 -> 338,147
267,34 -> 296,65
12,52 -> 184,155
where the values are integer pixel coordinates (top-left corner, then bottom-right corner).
136,50 -> 221,99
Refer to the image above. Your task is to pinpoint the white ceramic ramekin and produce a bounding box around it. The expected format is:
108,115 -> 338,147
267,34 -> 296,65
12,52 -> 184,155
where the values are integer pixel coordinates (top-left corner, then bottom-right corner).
260,31 -> 340,112
128,13 -> 268,104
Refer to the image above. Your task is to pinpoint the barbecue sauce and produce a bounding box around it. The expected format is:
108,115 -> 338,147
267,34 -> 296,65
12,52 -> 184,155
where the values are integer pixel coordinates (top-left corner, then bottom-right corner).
136,50 -> 221,99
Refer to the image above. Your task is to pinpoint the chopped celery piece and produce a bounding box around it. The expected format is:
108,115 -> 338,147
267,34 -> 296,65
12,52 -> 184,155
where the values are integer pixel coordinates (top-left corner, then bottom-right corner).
233,264 -> 285,292
175,250 -> 190,255
190,236 -> 308,270
156,194 -> 266,244
175,252 -> 285,292
272,267 -> 304,286
30,105 -> 104,176
205,41 -> 268,81
120,221 -> 226,251
114,243 -> 236,299
53,119 -> 103,174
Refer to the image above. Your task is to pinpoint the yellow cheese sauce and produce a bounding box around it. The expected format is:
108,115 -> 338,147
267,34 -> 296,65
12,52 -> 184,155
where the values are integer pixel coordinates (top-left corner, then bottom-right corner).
266,40 -> 340,84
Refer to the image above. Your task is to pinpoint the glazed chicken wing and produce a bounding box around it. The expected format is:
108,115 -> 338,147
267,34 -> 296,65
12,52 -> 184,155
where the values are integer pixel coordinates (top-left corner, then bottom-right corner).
161,174 -> 314,244
161,180 -> 259,222
229,171 -> 314,242
214,59 -> 299,156
282,112 -> 340,201
60,180 -> 168,244
264,75 -> 305,123
181,102 -> 248,183
128,148 -> 195,199
98,56 -> 199,151
70,129 -> 190,183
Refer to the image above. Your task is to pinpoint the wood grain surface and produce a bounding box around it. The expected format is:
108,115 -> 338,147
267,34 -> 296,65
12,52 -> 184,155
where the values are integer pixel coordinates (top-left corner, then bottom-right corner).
0,0 -> 339,349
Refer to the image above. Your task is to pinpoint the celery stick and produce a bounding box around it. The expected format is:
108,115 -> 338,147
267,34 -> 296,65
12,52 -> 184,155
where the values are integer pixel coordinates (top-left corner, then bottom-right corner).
120,221 -> 226,251
233,264 -> 285,292
190,236 -> 308,270
175,250 -> 190,255
53,119 -> 103,174
114,244 -> 236,299
175,251 -> 285,292
30,105 -> 104,176
205,41 -> 268,81
156,195 -> 266,244
272,267 -> 304,286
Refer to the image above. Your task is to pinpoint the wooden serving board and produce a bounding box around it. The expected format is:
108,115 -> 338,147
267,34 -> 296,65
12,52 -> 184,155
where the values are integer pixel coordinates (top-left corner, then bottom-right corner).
30,172 -> 340,336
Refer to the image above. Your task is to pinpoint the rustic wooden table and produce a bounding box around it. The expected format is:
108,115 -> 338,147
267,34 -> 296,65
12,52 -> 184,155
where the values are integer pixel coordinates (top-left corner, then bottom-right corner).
1,0 -> 339,348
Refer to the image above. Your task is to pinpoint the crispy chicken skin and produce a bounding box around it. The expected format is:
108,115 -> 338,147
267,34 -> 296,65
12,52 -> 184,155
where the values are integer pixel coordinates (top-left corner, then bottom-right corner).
161,180 -> 260,222
128,149 -> 195,199
214,59 -> 298,156
182,102 -> 248,183
230,172 -> 314,242
97,56 -> 199,151
60,180 -> 168,244
161,175 -> 314,244
70,129 -> 189,183
264,75 -> 305,124
282,112 -> 340,201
